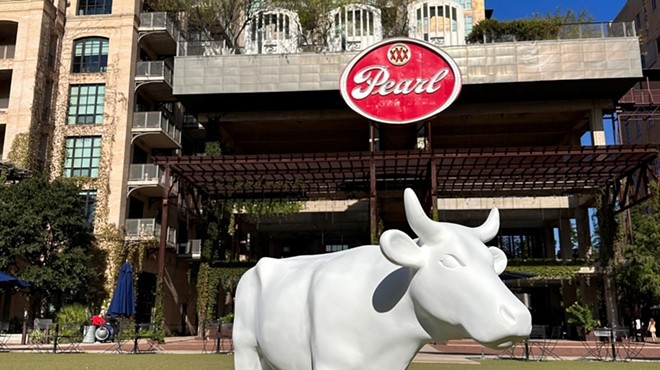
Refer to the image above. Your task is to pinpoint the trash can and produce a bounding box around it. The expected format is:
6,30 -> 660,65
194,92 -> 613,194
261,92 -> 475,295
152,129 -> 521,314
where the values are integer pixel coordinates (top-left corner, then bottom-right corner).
83,325 -> 97,343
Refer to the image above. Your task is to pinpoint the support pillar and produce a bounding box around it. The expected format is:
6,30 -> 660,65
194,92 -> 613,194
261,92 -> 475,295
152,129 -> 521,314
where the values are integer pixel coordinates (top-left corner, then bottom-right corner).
590,102 -> 606,146
369,122 -> 378,244
575,206 -> 592,258
543,222 -> 556,259
558,217 -> 573,260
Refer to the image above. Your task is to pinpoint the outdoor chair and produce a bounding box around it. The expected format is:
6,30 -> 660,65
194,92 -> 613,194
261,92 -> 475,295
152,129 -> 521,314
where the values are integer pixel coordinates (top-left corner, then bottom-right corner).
524,325 -> 549,360
104,319 -> 129,354
134,323 -> 164,353
28,318 -> 54,353
542,325 -> 562,360
201,320 -> 217,354
0,322 -> 9,352
218,322 -> 233,353
54,323 -> 84,353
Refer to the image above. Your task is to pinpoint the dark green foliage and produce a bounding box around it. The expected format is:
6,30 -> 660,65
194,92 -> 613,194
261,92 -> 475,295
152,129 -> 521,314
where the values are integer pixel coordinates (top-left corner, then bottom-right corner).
467,18 -> 562,43
467,8 -> 594,44
615,184 -> 660,317
0,175 -> 106,313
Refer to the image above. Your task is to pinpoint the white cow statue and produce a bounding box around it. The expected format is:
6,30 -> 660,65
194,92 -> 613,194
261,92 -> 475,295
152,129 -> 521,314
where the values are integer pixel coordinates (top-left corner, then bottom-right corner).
234,188 -> 532,370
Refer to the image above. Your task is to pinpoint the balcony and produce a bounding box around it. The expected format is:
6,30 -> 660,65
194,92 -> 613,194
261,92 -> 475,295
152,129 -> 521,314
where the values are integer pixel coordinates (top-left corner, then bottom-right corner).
127,163 -> 166,198
177,239 -> 201,259
138,12 -> 180,57
135,60 -> 174,101
125,218 -> 176,247
132,111 -> 181,149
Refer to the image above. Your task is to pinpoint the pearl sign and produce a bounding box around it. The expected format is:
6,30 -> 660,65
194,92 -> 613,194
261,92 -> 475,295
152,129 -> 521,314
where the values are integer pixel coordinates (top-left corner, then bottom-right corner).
340,38 -> 462,125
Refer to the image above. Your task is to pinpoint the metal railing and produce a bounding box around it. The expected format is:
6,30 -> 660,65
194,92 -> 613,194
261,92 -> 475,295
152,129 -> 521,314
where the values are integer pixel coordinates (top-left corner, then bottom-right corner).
177,22 -> 637,56
135,61 -> 173,86
183,114 -> 202,129
132,111 -> 182,144
178,41 -> 237,56
139,12 -> 180,40
479,21 -> 636,44
128,163 -> 163,183
125,218 -> 176,245
177,239 -> 201,259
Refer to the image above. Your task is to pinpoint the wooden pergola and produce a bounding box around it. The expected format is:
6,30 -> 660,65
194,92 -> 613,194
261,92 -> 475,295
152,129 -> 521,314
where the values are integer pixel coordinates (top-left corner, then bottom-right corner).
154,144 -> 659,216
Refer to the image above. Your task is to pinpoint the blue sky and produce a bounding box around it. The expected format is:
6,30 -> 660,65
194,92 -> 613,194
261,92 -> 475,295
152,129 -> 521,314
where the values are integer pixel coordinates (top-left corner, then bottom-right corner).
486,0 -> 628,22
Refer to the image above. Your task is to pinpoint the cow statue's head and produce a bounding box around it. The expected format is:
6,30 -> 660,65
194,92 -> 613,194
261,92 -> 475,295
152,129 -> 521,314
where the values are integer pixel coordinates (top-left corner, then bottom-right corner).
379,189 -> 532,349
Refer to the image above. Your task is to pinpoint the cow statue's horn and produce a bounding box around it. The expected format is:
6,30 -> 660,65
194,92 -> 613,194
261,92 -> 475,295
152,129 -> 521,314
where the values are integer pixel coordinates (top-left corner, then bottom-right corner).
403,188 -> 443,243
473,208 -> 499,243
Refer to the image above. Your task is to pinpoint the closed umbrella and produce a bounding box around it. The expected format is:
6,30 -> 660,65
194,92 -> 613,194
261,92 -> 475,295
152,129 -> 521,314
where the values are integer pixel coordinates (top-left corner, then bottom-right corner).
0,271 -> 30,289
107,262 -> 136,317
105,262 -> 136,352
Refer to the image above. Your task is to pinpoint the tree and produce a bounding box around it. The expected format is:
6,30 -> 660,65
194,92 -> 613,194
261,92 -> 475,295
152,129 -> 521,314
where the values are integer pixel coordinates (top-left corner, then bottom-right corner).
615,184 -> 660,321
0,175 -> 106,316
146,0 -> 262,52
467,8 -> 594,44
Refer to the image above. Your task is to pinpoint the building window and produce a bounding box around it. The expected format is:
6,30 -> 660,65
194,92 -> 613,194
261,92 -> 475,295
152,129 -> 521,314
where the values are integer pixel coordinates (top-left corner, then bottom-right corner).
64,136 -> 101,177
68,84 -> 105,124
636,120 -> 643,137
653,0 -> 657,11
635,13 -> 641,29
80,190 -> 97,228
72,37 -> 108,73
624,122 -> 631,143
77,0 -> 112,15
465,15 -> 473,34
459,0 -> 472,10
325,244 -> 348,252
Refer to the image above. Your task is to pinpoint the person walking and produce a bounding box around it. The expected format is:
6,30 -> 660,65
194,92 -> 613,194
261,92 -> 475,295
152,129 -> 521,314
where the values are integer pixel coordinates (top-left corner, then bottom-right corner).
649,318 -> 657,343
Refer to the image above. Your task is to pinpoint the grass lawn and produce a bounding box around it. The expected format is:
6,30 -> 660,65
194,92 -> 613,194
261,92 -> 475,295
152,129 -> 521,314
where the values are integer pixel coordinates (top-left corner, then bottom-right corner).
0,354 -> 658,369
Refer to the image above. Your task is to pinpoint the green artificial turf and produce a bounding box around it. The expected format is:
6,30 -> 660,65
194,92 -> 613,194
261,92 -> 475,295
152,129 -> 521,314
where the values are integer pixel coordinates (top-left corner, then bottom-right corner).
0,354 -> 657,369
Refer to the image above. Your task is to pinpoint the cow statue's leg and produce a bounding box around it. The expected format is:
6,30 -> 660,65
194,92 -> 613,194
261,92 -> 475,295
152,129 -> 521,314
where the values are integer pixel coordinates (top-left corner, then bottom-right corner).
234,269 -> 272,370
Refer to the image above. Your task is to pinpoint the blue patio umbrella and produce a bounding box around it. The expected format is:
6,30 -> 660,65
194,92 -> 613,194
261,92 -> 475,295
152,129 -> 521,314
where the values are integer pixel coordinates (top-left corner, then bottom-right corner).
107,262 -> 136,317
0,270 -> 30,289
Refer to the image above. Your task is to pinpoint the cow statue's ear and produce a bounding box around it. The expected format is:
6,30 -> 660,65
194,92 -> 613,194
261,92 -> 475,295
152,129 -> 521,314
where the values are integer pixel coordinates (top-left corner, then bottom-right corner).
380,229 -> 423,268
489,247 -> 507,275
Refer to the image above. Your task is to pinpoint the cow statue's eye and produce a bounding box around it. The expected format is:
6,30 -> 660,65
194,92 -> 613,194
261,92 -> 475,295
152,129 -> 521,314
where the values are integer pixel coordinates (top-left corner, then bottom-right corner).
439,254 -> 465,269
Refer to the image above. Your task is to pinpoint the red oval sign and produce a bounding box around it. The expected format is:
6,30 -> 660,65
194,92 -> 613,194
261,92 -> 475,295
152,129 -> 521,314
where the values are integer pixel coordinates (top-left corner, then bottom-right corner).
340,38 -> 462,125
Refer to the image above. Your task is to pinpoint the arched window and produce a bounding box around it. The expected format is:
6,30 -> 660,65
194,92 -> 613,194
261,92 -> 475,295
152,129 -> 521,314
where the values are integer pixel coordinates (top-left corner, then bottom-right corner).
72,37 -> 109,73
244,8 -> 301,54
77,0 -> 112,15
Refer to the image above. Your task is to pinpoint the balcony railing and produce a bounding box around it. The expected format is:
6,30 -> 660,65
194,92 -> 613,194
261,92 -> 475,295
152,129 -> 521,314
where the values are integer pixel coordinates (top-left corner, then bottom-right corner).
128,163 -> 164,184
125,218 -> 176,246
619,88 -> 660,106
183,114 -> 203,129
0,45 -> 15,59
139,12 -> 179,40
132,111 -> 182,145
177,239 -> 201,259
136,61 -> 173,86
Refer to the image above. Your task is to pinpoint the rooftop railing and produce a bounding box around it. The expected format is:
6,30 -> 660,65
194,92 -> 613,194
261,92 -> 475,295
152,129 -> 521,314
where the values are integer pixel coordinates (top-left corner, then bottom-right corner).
177,22 -> 636,57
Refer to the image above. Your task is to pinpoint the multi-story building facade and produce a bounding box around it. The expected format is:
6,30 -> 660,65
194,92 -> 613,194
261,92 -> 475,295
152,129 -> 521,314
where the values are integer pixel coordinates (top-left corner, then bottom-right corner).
616,1 -> 660,150
0,0 -> 656,338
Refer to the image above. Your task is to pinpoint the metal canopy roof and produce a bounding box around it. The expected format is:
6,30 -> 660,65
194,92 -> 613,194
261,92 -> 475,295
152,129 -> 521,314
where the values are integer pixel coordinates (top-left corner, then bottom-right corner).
153,145 -> 659,199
